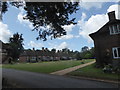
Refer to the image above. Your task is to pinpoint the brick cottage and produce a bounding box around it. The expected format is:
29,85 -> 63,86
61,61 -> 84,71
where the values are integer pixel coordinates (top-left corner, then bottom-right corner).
89,11 -> 120,66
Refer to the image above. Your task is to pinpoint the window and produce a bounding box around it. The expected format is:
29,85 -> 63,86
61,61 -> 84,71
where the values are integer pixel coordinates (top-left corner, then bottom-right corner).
112,47 -> 120,59
109,24 -> 120,35
31,57 -> 36,60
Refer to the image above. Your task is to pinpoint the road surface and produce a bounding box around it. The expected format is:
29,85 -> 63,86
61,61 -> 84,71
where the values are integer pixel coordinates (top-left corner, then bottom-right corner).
2,68 -> 118,88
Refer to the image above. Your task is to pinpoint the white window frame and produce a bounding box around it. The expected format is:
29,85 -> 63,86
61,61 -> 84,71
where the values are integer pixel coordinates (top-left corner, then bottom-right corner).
109,24 -> 120,35
117,24 -> 120,32
31,57 -> 36,60
112,47 -> 120,59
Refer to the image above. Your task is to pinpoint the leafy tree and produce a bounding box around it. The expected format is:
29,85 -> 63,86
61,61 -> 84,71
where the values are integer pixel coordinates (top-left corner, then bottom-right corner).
1,2 -> 79,41
9,33 -> 24,62
84,53 -> 92,59
1,2 -> 8,14
81,46 -> 89,52
75,52 -> 82,60
51,48 -> 56,53
51,48 -> 56,60
80,47 -> 95,59
89,47 -> 95,58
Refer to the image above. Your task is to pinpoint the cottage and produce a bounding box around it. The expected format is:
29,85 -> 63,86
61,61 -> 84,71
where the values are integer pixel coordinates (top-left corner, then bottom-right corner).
89,11 -> 120,66
19,49 -> 61,62
0,40 -> 12,64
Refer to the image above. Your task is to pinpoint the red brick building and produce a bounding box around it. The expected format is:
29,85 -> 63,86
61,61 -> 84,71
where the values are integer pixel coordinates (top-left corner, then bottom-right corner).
19,49 -> 61,62
89,11 -> 120,66
0,40 -> 12,64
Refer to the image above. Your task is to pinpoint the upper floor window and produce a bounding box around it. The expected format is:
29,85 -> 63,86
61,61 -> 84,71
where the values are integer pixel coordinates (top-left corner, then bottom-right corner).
112,47 -> 120,59
109,24 -> 120,35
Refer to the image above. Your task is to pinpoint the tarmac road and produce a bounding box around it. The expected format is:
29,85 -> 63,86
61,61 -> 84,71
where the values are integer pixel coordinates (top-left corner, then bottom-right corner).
2,68 -> 119,88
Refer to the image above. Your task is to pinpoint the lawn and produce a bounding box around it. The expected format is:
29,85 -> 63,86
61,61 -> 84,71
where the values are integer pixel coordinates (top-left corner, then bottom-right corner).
2,59 -> 94,73
67,63 -> 119,81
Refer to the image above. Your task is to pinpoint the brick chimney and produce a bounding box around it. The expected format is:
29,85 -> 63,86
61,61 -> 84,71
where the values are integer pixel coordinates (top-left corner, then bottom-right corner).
108,11 -> 116,21
33,47 -> 35,51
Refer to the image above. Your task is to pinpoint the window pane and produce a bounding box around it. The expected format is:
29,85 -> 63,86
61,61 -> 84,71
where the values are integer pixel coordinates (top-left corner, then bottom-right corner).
113,25 -> 118,33
117,24 -> 120,33
118,48 -> 120,57
109,26 -> 114,34
114,48 -> 118,57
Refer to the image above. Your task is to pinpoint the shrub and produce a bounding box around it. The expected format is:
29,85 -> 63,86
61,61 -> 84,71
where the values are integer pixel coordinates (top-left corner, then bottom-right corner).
103,64 -> 113,73
113,65 -> 120,74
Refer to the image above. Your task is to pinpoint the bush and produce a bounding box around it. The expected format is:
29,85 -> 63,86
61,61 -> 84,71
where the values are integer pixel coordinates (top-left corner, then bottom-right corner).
113,65 -> 120,73
81,61 -> 85,64
102,63 -> 120,74
84,53 -> 92,59
103,64 -> 113,73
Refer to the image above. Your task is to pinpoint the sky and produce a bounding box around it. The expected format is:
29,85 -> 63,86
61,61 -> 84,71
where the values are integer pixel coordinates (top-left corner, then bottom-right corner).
0,0 -> 120,51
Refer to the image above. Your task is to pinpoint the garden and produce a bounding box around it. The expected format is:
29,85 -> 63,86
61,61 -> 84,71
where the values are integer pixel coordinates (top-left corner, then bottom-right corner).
67,63 -> 120,81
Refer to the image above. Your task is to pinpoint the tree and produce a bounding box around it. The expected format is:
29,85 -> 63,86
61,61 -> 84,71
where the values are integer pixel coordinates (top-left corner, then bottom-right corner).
81,46 -> 89,52
51,48 -> 56,60
1,2 -> 79,41
84,53 -> 92,59
9,33 -> 24,62
89,47 -> 95,58
75,52 -> 82,60
80,47 -> 95,59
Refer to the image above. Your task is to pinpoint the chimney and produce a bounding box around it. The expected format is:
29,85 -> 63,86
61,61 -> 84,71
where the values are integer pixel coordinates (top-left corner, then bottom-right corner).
33,47 -> 35,51
108,11 -> 116,21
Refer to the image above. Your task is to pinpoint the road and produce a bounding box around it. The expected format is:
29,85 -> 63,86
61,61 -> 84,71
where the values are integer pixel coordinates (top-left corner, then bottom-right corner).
2,68 -> 118,88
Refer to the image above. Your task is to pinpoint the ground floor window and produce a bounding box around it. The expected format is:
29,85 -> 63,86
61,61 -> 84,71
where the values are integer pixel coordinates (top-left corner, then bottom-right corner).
112,47 -> 120,59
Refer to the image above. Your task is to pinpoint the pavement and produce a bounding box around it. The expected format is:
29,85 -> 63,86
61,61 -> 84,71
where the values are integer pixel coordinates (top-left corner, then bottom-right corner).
50,60 -> 96,75
2,68 -> 119,88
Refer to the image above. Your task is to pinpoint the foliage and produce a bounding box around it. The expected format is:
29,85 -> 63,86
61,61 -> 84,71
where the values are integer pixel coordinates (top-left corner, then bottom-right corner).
84,53 -> 92,59
9,33 -> 24,62
102,64 -> 113,73
1,2 -> 8,14
103,64 -> 120,74
81,46 -> 89,52
113,65 -> 120,73
75,52 -> 82,60
1,2 -> 79,41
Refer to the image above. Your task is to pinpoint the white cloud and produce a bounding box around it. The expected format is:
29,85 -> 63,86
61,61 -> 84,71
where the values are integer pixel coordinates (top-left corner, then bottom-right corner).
80,1 -> 103,10
17,7 -> 33,29
49,42 -> 68,50
78,13 -> 108,43
28,41 -> 44,49
56,42 -> 68,50
0,21 -> 12,43
58,24 -> 75,39
80,0 -> 119,10
78,4 -> 119,43
107,4 -> 120,19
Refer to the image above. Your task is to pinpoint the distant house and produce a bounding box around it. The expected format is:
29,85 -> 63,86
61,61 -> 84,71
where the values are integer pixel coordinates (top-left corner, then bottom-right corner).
0,40 -> 12,64
19,48 -> 61,62
19,47 -> 75,62
89,11 -> 120,66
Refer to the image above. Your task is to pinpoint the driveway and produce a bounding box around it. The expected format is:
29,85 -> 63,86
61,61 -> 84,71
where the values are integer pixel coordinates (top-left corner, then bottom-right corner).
2,68 -> 118,88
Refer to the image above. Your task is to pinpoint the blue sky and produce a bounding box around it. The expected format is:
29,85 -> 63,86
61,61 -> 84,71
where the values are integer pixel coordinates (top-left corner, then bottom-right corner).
0,0 -> 120,51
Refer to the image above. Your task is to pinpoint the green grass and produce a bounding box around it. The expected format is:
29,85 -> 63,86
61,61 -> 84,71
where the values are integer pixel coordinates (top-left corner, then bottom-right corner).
2,59 -> 94,73
68,63 -> 119,81
0,65 -> 2,68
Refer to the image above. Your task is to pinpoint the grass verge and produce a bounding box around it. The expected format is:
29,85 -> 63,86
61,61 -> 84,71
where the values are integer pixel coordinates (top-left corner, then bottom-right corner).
67,63 -> 119,81
0,65 -> 2,68
2,59 -> 94,73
